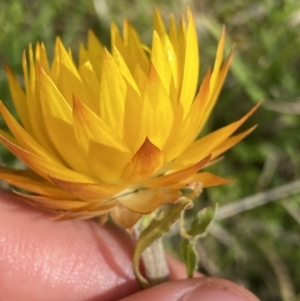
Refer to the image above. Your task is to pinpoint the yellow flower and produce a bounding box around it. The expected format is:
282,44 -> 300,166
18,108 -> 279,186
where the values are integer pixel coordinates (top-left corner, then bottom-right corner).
0,9 -> 259,228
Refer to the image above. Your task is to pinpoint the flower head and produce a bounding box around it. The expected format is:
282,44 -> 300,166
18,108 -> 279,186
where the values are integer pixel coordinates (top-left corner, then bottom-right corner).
0,9 -> 259,227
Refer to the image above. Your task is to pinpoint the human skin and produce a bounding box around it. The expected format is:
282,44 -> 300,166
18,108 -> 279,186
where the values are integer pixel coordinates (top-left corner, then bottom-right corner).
0,189 -> 260,301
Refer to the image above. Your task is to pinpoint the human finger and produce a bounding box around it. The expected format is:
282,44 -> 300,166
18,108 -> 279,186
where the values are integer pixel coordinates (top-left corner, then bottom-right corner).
119,277 -> 260,301
0,189 -> 139,301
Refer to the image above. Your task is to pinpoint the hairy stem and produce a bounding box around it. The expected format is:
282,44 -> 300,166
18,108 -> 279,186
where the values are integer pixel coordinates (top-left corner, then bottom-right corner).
141,237 -> 169,285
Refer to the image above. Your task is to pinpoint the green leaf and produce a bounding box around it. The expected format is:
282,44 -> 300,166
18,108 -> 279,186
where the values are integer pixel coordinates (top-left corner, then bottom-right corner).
179,204 -> 218,278
133,197 -> 193,288
180,238 -> 198,278
186,203 -> 218,238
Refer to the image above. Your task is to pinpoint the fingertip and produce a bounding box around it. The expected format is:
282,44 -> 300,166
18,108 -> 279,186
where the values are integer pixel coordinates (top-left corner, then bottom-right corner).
0,190 -> 140,301
119,277 -> 260,301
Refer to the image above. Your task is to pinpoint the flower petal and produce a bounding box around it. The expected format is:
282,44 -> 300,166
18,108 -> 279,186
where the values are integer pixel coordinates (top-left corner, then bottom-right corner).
151,31 -> 173,94
73,95 -> 129,152
13,191 -> 86,211
112,45 -> 140,95
173,102 -> 261,169
49,176 -> 123,201
179,10 -> 199,118
99,49 -> 127,139
0,134 -> 96,183
171,172 -> 234,189
5,64 -> 32,133
122,138 -> 164,183
54,38 -> 90,107
78,61 -> 100,113
212,125 -> 257,159
118,188 -> 180,213
144,154 -> 212,188
110,204 -> 142,228
85,30 -> 104,80
0,101 -> 58,161
0,167 -> 74,199
164,68 -> 211,160
198,38 -> 235,132
87,139 -> 132,183
141,63 -> 174,149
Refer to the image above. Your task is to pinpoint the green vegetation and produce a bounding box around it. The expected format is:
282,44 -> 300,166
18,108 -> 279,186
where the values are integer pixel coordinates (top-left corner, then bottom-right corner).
1,0 -> 300,299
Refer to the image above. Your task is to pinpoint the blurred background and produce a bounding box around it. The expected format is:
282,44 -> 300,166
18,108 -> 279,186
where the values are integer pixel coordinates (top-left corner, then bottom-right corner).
1,0 -> 300,300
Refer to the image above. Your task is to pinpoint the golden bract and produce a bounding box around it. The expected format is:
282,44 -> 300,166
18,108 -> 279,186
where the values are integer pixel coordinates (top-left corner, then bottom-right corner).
0,9 -> 259,228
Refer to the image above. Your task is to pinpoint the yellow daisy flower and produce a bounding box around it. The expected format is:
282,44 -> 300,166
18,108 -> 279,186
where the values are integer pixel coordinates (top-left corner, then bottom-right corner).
0,9 -> 259,228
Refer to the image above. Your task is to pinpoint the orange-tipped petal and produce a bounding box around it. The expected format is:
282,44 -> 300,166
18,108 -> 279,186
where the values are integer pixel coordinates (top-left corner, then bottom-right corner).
212,125 -> 257,159
174,101 -> 262,169
122,138 -> 164,183
0,134 -> 96,183
171,172 -> 234,189
144,154 -> 212,188
118,187 -> 180,213
0,167 -> 74,199
49,176 -> 123,201
13,191 -> 85,211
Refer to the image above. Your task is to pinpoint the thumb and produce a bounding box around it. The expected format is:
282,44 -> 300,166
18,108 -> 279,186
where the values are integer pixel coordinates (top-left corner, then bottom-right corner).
119,277 -> 260,301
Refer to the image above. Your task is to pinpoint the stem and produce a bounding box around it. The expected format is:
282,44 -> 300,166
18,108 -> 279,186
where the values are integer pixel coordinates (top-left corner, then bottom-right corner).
133,219 -> 170,286
141,237 -> 169,285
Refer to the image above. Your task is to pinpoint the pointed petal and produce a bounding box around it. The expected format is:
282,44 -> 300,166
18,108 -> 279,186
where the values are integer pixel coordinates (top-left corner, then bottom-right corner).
38,65 -> 72,123
141,64 -> 174,149
68,199 -> 117,213
0,134 -> 96,183
79,42 -> 89,66
55,38 -> 90,107
122,138 -> 164,183
86,30 -> 104,80
73,95 -> 129,152
179,12 -> 199,118
0,101 -> 57,162
54,201 -> 117,220
144,154 -> 212,188
198,42 -> 235,132
5,64 -> 32,132
123,20 -> 150,74
212,125 -> 257,159
151,31 -> 173,94
22,48 -> 52,149
49,176 -> 123,201
123,83 -> 144,153
112,45 -> 140,94
78,61 -> 99,113
171,172 -> 234,189
13,191 -> 86,211
0,167 -> 74,198
210,26 -> 226,93
164,68 -> 211,160
192,172 -> 234,187
174,102 -> 261,168
154,8 -> 167,37
37,71 -> 93,174
35,43 -> 50,75
99,49 -> 126,138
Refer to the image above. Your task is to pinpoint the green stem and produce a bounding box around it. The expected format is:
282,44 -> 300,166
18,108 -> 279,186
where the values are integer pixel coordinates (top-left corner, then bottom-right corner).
133,218 -> 170,287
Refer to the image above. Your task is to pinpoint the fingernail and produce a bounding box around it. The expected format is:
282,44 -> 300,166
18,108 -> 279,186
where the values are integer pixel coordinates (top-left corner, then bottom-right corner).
180,278 -> 258,301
